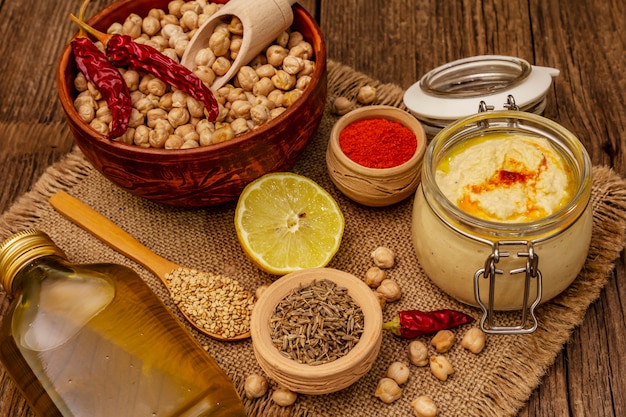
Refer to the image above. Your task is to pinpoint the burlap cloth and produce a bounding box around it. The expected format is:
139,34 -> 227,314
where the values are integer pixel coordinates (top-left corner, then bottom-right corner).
3,61 -> 626,417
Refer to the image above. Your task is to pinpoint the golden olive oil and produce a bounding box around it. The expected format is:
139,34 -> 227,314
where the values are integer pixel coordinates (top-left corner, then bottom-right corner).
0,230 -> 246,417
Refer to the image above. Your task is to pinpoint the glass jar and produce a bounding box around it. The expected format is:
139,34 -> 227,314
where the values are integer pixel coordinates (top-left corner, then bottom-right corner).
0,229 -> 246,417
412,110 -> 592,334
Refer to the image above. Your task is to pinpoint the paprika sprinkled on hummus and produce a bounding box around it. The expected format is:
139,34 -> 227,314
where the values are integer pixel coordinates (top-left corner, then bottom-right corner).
436,133 -> 575,222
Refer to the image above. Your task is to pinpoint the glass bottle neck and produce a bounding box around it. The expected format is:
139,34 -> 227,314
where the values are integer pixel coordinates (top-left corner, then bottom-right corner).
0,230 -> 66,297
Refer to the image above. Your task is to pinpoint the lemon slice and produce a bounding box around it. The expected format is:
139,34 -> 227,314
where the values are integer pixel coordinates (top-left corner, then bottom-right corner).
235,173 -> 345,275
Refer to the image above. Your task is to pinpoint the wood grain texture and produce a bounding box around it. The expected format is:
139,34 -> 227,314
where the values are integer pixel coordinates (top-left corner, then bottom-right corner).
0,0 -> 625,416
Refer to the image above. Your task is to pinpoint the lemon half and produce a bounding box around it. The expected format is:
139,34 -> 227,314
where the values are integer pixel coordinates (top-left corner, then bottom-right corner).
234,173 -> 345,275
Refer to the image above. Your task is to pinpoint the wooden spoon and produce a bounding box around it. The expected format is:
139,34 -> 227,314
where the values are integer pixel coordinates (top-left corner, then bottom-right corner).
181,0 -> 298,90
48,191 -> 252,342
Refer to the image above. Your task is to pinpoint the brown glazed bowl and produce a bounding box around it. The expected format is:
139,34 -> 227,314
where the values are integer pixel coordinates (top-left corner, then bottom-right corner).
56,0 -> 327,207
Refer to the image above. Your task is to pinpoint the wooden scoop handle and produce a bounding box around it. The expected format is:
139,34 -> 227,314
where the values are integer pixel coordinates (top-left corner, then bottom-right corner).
48,192 -> 179,281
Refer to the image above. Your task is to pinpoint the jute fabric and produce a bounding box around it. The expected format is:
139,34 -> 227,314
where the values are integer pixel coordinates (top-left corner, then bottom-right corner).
2,60 -> 626,417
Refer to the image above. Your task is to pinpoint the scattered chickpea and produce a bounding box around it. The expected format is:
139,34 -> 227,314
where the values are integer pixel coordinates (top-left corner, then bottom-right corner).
357,85 -> 377,104
371,246 -> 395,269
429,355 -> 454,381
431,330 -> 455,353
386,361 -> 410,385
461,327 -> 486,354
244,373 -> 268,399
374,377 -> 402,403
373,290 -> 386,309
364,266 -> 386,288
376,279 -> 401,302
272,387 -> 297,406
407,340 -> 429,367
411,395 -> 438,417
333,96 -> 353,115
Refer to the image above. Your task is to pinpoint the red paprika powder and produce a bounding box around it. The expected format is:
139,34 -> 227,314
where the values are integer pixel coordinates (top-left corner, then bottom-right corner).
338,118 -> 417,169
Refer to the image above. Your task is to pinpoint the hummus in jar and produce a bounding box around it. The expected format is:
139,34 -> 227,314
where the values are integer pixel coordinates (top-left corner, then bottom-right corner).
412,117 -> 592,313
435,133 -> 575,222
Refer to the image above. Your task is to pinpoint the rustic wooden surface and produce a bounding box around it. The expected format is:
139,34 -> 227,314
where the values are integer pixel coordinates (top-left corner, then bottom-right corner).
0,0 -> 625,416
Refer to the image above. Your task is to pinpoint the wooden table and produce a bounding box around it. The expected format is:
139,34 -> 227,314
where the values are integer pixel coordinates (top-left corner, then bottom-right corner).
0,0 -> 624,416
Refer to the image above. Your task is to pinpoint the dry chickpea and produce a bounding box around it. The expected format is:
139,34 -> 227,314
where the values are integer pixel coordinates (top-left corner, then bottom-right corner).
376,279 -> 401,302
168,107 -> 190,128
230,100 -> 251,119
180,10 -> 199,31
212,56 -> 231,76
77,105 -> 95,123
149,126 -> 169,148
107,22 -> 123,35
87,82 -> 102,100
115,127 -> 135,145
365,266 -> 386,288
461,327 -> 486,354
411,395 -> 438,417
181,139 -> 199,149
194,48 -> 216,67
408,340 -> 429,366
272,70 -> 296,90
209,31 -> 231,56
193,65 -> 216,86
142,15 -> 161,36
122,70 -> 140,91
386,361 -> 410,385
168,0 -> 184,17
198,128 -> 214,146
90,119 -> 109,136
374,378 -> 402,403
244,373 -> 268,399
282,89 -> 303,107
230,118 -> 249,135
96,105 -> 112,124
253,78 -> 274,97
213,124 -> 235,144
371,246 -> 395,269
288,31 -> 304,48
357,85 -> 377,104
228,16 -> 244,35
255,64 -> 277,78
236,66 -> 259,91
165,134 -> 184,149
272,387 -> 297,406
431,330 -> 455,353
295,75 -> 311,90
282,56 -> 304,75
266,45 -> 289,67
429,355 -> 453,381
332,96 -> 353,115
134,125 -> 151,147
267,90 -> 284,108
74,72 -> 88,92
250,104 -> 271,126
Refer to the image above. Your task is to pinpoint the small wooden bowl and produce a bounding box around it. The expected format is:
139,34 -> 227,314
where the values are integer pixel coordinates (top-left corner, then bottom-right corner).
56,0 -> 327,208
250,268 -> 383,395
326,105 -> 427,207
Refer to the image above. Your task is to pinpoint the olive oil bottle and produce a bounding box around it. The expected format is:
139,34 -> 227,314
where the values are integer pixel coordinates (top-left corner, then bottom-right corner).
0,229 -> 246,417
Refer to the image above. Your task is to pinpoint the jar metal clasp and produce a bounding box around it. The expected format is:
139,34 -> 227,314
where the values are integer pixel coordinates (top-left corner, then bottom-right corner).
473,240 -> 542,334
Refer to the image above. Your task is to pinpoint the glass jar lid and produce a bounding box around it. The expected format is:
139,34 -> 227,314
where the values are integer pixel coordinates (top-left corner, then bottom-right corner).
403,55 -> 560,134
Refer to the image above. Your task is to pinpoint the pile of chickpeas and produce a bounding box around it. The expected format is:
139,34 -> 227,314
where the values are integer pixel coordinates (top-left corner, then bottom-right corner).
73,0 -> 316,149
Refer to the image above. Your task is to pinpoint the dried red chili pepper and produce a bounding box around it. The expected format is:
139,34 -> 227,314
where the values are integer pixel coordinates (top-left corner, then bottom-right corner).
69,13 -> 219,121
70,1 -> 131,139
382,309 -> 474,339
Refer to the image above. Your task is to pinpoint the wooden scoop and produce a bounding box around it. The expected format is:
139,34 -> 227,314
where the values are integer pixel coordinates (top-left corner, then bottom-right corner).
48,191 -> 252,342
181,0 -> 298,90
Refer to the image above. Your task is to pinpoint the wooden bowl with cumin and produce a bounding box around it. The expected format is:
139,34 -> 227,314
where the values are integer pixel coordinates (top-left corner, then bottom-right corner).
56,0 -> 327,208
250,268 -> 383,395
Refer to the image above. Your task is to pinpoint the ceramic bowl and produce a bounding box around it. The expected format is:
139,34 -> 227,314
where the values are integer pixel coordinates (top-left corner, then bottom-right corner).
326,105 -> 427,207
56,0 -> 327,208
250,268 -> 383,395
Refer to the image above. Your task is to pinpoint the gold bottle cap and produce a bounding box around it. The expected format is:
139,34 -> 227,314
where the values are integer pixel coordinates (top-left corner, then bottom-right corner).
0,229 -> 65,297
